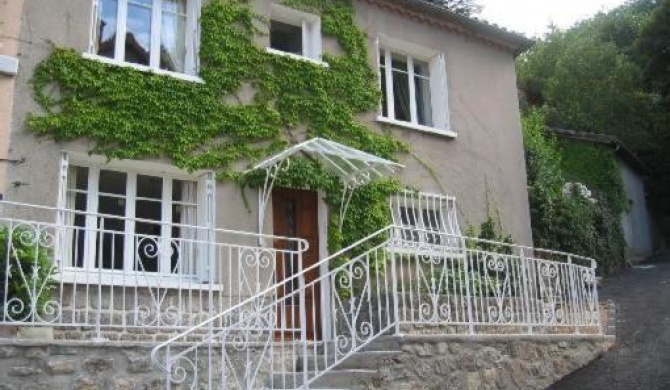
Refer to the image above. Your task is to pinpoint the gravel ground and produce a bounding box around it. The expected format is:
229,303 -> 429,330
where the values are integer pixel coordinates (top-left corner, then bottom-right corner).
548,253 -> 670,390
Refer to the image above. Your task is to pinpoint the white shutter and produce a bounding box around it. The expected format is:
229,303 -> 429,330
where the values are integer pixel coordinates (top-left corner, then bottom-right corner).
429,53 -> 450,131
56,153 -> 70,266
196,172 -> 216,282
186,0 -> 201,75
89,0 -> 101,53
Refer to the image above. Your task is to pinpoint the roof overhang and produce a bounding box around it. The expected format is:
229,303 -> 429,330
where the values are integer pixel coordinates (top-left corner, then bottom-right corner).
362,0 -> 534,56
248,137 -> 404,188
546,128 -> 649,176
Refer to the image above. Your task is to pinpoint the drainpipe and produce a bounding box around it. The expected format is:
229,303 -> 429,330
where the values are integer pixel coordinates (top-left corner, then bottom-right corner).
0,0 -> 26,197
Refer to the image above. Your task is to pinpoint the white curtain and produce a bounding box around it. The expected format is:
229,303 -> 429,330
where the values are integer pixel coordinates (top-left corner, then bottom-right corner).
160,0 -> 187,72
179,181 -> 197,275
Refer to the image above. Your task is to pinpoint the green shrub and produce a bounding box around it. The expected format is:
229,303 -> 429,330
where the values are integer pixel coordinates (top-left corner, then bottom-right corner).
0,226 -> 56,320
522,109 -> 626,274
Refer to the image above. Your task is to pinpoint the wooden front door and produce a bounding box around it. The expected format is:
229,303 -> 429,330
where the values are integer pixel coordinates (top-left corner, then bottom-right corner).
272,188 -> 321,340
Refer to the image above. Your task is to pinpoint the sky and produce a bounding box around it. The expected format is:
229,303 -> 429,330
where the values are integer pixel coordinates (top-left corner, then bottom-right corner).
478,0 -> 629,38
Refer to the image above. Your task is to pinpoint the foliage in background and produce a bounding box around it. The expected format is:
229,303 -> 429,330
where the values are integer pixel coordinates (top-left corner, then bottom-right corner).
0,227 -> 55,319
522,109 -> 626,274
559,140 -> 628,214
28,0 -> 407,252
517,0 -> 670,239
464,196 -> 514,255
423,0 -> 482,16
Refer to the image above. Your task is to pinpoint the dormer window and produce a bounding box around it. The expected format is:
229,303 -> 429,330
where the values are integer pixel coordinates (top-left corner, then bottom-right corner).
91,0 -> 200,76
266,4 -> 322,64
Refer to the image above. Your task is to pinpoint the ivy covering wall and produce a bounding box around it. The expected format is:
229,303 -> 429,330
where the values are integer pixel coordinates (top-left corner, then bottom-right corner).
28,0 -> 406,252
523,109 -> 626,274
559,140 -> 628,215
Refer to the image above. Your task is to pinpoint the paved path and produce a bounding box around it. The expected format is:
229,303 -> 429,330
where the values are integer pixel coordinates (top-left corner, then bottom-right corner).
548,253 -> 670,390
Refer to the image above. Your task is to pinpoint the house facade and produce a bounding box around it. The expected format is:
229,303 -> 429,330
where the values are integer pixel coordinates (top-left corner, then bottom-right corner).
0,1 -> 612,389
1,0 -> 533,241
0,0 -> 537,337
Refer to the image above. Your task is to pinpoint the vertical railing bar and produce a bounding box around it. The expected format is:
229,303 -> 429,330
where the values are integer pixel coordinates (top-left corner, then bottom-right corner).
463,249 -> 474,334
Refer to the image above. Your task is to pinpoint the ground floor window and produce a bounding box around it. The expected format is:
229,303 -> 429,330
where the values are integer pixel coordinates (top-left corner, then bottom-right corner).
58,154 -> 214,277
390,191 -> 462,250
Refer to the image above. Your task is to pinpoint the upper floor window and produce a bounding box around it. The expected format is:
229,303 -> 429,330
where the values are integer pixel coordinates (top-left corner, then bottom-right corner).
92,0 -> 199,75
267,4 -> 322,63
378,41 -> 451,135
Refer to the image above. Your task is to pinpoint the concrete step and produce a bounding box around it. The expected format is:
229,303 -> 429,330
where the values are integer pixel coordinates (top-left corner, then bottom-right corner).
360,335 -> 402,352
297,350 -> 402,371
268,369 -> 378,389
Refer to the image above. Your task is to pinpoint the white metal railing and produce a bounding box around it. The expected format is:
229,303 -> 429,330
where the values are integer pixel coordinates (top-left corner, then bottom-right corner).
150,226 -> 601,390
0,201 -> 307,340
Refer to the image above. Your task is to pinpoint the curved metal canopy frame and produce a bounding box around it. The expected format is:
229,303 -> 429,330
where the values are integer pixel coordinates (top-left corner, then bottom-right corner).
246,138 -> 404,233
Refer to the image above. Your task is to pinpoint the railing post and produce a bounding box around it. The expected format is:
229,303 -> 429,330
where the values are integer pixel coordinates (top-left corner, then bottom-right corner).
567,256 -> 580,335
298,253 -> 309,389
463,249 -> 474,335
520,248 -> 532,334
591,263 -> 602,335
93,217 -> 105,342
390,233 -> 400,334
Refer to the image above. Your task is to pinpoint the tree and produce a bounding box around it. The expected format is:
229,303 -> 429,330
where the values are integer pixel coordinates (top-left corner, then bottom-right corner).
517,0 -> 670,241
422,0 -> 482,16
636,0 -> 670,100
517,0 -> 659,150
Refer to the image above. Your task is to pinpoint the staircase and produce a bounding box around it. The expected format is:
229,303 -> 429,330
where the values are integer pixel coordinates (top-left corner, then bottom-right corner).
268,336 -> 402,389
150,225 -> 601,390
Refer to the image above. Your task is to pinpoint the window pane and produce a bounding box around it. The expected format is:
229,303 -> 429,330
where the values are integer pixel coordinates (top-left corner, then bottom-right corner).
160,0 -> 187,72
270,20 -> 303,55
379,50 -> 385,66
135,197 -> 162,273
172,179 -> 183,201
414,59 -> 430,78
415,75 -> 433,126
392,68 -> 411,122
422,209 -> 441,230
136,199 -> 162,221
99,170 -> 127,195
71,166 -> 89,191
96,0 -> 118,58
125,0 -> 152,66
391,53 -> 408,72
97,195 -> 126,271
137,174 -> 163,199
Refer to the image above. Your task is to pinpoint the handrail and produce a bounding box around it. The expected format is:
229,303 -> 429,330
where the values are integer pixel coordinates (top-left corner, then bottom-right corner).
150,224 -> 601,389
0,200 -> 309,251
150,225 -> 396,369
0,201 -> 310,340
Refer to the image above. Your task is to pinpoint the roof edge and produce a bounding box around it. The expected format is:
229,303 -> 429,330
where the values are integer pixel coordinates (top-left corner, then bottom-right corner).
546,128 -> 649,176
360,0 -> 534,56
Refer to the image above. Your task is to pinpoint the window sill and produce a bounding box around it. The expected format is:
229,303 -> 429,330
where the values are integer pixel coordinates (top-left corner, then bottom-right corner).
265,47 -> 329,68
82,53 -> 204,84
57,268 -> 222,291
376,117 -> 457,139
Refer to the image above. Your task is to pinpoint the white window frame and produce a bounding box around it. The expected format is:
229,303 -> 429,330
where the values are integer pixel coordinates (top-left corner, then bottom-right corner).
86,0 -> 202,83
56,153 -> 216,287
389,191 -> 463,255
376,35 -> 454,138
265,3 -> 328,67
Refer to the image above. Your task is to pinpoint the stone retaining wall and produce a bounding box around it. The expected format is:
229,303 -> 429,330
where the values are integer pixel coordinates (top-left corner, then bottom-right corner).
0,334 -> 614,390
371,334 -> 615,390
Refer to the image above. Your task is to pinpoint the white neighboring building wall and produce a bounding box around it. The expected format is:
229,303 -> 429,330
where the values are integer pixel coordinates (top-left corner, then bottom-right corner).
619,161 -> 653,261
